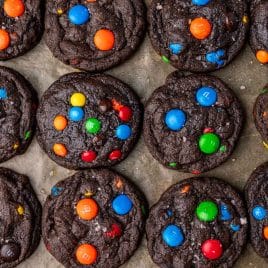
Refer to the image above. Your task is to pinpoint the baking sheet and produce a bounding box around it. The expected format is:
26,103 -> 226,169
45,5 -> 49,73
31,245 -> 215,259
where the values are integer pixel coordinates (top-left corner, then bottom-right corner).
0,6 -> 268,267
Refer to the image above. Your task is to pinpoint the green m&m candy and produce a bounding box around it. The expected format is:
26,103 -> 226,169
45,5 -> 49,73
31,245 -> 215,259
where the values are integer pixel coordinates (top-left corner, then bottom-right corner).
196,200 -> 218,222
198,133 -> 220,154
85,118 -> 101,134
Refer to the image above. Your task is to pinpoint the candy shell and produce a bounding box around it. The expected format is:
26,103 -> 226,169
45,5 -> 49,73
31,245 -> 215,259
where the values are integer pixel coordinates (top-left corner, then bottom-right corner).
198,133 -> 220,154
70,93 -> 86,107
115,124 -> 132,140
0,29 -> 10,50
112,194 -> 133,215
53,143 -> 67,157
68,5 -> 90,25
85,118 -> 101,134
252,205 -> 266,220
76,244 -> 97,265
54,115 -> 67,131
256,50 -> 268,64
196,87 -> 217,107
162,225 -> 184,247
4,0 -> 25,18
165,109 -> 186,131
81,150 -> 97,162
201,239 -> 223,260
196,200 -> 218,222
190,17 -> 212,40
94,29 -> 115,51
69,107 -> 84,121
76,198 -> 98,220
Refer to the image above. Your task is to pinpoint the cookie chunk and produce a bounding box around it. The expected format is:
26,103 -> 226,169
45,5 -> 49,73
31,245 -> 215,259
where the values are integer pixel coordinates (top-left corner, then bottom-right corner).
146,177 -> 248,267
148,0 -> 249,72
0,0 -> 43,60
253,84 -> 268,145
0,66 -> 37,163
37,72 -> 142,170
144,72 -> 243,174
45,0 -> 146,72
42,169 -> 147,267
250,0 -> 268,64
245,162 -> 268,259
0,168 -> 41,268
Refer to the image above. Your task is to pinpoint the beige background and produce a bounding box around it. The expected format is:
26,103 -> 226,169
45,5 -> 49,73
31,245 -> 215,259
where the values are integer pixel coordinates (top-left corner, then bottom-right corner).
0,4 -> 268,267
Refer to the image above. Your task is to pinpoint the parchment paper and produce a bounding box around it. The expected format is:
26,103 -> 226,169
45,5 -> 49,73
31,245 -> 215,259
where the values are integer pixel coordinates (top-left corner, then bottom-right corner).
0,5 -> 268,267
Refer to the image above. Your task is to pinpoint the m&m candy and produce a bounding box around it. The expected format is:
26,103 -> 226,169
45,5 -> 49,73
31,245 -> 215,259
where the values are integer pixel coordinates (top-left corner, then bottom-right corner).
119,106 -> 132,122
252,205 -> 267,220
53,143 -> 67,157
0,29 -> 10,50
81,150 -> 97,162
68,5 -> 90,25
85,118 -> 101,134
192,0 -> 211,6
230,224 -> 240,232
206,49 -> 225,66
201,239 -> 223,260
54,115 -> 67,131
256,50 -> 268,64
109,150 -> 122,160
70,93 -> 86,107
198,133 -> 220,154
165,109 -> 186,131
263,226 -> 268,240
196,200 -> 218,222
76,198 -> 98,220
4,0 -> 25,18
94,29 -> 115,51
196,87 -> 217,107
112,194 -> 133,215
115,124 -> 132,140
190,17 -> 212,40
76,244 -> 97,265
220,204 -> 232,221
69,107 -> 84,121
162,225 -> 184,247
169,43 -> 183,55
0,88 -> 7,99
51,186 -> 63,197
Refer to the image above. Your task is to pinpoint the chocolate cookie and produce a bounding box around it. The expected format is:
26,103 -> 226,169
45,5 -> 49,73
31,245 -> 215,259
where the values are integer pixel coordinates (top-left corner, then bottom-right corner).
0,167 -> 41,268
245,162 -> 268,259
42,169 -> 147,267
253,84 -> 268,145
0,0 -> 43,60
148,0 -> 249,72
37,72 -> 142,170
146,177 -> 248,267
45,0 -> 146,72
250,0 -> 268,64
144,72 -> 243,174
0,66 -> 37,163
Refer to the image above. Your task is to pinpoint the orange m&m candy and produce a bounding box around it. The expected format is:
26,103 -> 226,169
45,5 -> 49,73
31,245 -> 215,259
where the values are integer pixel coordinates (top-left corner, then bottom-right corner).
53,143 -> 67,157
76,198 -> 98,220
190,17 -> 212,40
4,0 -> 25,18
263,226 -> 268,240
94,29 -> 115,51
76,244 -> 97,265
256,50 -> 268,64
53,115 -> 67,131
0,29 -> 10,50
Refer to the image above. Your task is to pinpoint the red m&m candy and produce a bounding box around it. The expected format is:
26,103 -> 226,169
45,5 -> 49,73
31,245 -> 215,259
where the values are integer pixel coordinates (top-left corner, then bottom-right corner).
201,239 -> 223,260
81,150 -> 97,162
119,106 -> 132,122
109,150 -> 122,160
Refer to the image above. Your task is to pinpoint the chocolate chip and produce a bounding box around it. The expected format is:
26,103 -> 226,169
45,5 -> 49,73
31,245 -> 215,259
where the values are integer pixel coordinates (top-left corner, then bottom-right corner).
0,243 -> 20,262
99,99 -> 112,113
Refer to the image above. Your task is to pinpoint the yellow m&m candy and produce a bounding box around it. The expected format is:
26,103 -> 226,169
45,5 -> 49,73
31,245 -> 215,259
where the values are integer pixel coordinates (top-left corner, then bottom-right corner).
70,93 -> 86,107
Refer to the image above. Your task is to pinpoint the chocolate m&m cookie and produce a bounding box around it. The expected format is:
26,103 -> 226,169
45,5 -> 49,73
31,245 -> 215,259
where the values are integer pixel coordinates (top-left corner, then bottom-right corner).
250,0 -> 268,64
144,72 -> 243,174
0,0 -> 43,60
245,162 -> 268,259
37,72 -> 142,169
253,84 -> 268,147
0,66 -> 37,163
146,177 -> 248,267
45,0 -> 146,72
0,168 -> 41,267
42,169 -> 147,267
148,0 -> 248,72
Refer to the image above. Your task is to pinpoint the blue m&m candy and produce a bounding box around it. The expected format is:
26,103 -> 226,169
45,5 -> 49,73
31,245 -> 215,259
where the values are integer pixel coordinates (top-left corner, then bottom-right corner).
206,49 -> 225,66
51,186 -> 63,197
165,109 -> 186,131
192,0 -> 211,6
252,206 -> 267,220
69,107 -> 84,121
162,224 -> 184,247
196,87 -> 217,107
68,5 -> 90,25
0,87 -> 7,99
220,204 -> 232,221
112,194 -> 133,215
169,43 -> 183,55
115,124 -> 132,140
